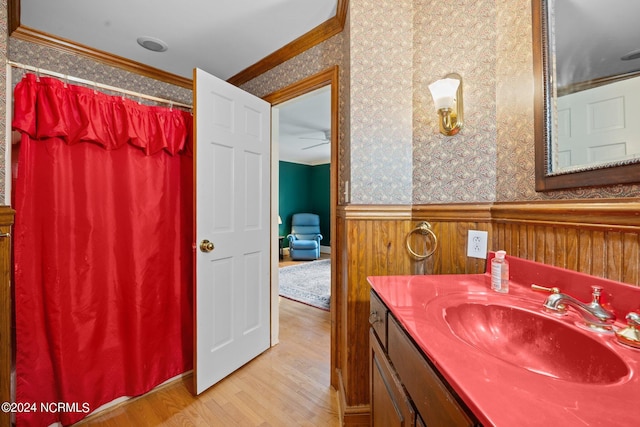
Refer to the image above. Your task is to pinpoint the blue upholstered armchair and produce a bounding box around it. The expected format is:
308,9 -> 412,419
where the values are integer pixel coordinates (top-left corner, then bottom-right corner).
287,213 -> 323,260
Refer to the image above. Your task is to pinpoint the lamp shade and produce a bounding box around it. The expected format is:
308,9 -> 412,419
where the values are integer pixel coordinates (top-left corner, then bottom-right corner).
428,78 -> 460,111
278,215 -> 282,224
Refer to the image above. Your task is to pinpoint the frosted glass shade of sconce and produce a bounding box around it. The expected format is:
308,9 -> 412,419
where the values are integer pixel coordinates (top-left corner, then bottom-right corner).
428,73 -> 463,136
428,78 -> 460,111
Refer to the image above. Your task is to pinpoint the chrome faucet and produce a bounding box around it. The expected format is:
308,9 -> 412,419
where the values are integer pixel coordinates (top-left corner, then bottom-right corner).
542,285 -> 616,331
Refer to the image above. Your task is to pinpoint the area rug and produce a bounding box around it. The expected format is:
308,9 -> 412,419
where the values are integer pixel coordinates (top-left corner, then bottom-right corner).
279,259 -> 330,311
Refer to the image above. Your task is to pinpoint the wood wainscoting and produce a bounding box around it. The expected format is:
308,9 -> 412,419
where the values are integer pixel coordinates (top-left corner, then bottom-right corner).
412,204 -> 493,275
0,206 -> 15,427
335,199 -> 640,426
335,205 -> 413,426
492,200 -> 640,286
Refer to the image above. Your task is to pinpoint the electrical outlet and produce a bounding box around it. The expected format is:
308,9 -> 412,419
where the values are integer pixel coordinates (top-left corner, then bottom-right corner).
467,230 -> 488,259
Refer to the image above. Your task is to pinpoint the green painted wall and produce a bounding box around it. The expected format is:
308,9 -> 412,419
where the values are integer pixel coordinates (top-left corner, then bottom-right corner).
279,161 -> 331,247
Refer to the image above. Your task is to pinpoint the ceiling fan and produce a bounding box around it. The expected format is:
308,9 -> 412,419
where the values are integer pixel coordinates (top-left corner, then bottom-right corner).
299,129 -> 331,150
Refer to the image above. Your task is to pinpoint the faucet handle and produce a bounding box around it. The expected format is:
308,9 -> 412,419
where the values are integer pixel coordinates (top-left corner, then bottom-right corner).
615,312 -> 640,349
626,312 -> 640,327
531,284 -> 560,294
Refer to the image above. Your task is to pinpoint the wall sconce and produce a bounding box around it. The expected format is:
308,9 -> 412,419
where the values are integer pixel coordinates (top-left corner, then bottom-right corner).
428,73 -> 463,136
278,215 -> 282,225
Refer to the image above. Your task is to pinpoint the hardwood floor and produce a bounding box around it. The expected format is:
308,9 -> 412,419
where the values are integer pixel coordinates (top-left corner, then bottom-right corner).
76,297 -> 340,426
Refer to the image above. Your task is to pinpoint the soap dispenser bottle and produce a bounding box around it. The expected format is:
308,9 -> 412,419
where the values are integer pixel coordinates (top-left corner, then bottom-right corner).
491,250 -> 509,293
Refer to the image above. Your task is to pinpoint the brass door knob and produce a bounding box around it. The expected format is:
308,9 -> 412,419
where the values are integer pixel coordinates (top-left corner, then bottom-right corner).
200,240 -> 214,253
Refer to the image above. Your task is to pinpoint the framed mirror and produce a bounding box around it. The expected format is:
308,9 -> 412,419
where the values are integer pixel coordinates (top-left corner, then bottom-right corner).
533,0 -> 640,191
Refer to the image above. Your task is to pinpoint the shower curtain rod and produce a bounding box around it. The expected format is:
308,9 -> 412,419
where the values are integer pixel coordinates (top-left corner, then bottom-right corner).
7,60 -> 192,110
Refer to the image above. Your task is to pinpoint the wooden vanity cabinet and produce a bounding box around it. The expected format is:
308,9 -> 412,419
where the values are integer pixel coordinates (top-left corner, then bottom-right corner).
370,291 -> 415,426
370,329 -> 416,426
369,290 -> 479,427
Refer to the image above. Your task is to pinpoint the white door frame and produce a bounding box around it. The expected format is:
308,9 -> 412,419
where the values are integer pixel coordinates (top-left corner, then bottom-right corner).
270,107 -> 281,344
265,67 -> 338,388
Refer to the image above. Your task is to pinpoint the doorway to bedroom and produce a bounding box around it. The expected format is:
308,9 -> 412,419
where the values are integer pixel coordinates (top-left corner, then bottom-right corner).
265,66 -> 338,337
272,83 -> 332,312
277,84 -> 331,262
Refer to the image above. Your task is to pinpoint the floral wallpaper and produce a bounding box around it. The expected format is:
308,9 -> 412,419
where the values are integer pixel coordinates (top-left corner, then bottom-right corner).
2,0 -> 640,206
413,0 -> 497,203
495,0 -> 538,201
8,40 -> 192,106
0,0 -> 7,204
346,0 -> 413,204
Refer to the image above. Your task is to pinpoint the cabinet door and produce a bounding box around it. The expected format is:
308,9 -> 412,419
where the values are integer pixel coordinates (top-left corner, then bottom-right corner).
370,291 -> 388,348
370,329 -> 415,427
388,316 -> 475,427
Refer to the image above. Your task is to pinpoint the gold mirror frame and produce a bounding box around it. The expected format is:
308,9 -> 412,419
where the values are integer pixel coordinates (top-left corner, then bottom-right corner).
532,0 -> 640,191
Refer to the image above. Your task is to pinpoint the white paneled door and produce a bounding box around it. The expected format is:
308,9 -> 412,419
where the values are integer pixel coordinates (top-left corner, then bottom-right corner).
193,68 -> 271,394
556,76 -> 640,169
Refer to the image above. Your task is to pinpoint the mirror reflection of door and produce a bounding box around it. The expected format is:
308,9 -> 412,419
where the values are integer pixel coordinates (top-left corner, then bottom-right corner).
550,0 -> 640,173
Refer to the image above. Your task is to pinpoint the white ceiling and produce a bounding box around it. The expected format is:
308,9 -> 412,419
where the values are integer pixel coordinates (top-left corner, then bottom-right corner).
276,86 -> 331,166
20,0 -> 338,81
555,0 -> 640,88
18,0 -> 335,165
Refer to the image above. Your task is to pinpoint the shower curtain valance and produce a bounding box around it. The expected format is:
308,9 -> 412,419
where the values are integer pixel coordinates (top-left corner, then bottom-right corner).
13,73 -> 192,156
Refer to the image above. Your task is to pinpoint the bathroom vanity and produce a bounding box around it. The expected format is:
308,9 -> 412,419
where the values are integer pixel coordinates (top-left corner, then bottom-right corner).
369,255 -> 640,426
370,290 -> 478,426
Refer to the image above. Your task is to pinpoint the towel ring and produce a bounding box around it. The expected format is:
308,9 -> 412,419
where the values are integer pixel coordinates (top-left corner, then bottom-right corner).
406,221 -> 438,260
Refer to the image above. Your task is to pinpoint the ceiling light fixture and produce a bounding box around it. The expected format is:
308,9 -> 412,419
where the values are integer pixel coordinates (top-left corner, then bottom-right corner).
137,36 -> 169,53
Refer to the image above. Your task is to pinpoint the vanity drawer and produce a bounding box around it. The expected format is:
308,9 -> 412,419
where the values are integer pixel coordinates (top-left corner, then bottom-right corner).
369,291 -> 388,348
388,315 -> 475,427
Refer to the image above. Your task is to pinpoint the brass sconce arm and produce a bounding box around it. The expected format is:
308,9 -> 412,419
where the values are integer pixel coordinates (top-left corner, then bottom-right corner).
437,107 -> 461,136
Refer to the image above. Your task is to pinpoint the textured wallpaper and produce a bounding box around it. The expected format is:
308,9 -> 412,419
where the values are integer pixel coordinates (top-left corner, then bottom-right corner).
495,0 -> 538,201
0,0 -> 7,204
347,0 -> 413,204
8,40 -> 192,106
413,0 -> 497,203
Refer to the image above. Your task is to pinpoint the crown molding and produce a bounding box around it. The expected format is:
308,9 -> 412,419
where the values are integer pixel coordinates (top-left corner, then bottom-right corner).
9,25 -> 192,89
8,0 -> 348,89
228,0 -> 348,86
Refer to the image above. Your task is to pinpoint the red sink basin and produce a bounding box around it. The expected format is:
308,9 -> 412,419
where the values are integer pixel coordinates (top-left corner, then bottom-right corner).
444,302 -> 630,384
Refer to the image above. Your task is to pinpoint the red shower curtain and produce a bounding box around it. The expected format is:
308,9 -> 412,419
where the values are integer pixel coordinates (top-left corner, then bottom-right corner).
12,73 -> 194,426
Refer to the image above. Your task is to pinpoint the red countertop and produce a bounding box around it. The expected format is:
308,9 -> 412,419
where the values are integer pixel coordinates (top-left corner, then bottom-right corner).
368,255 -> 640,426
